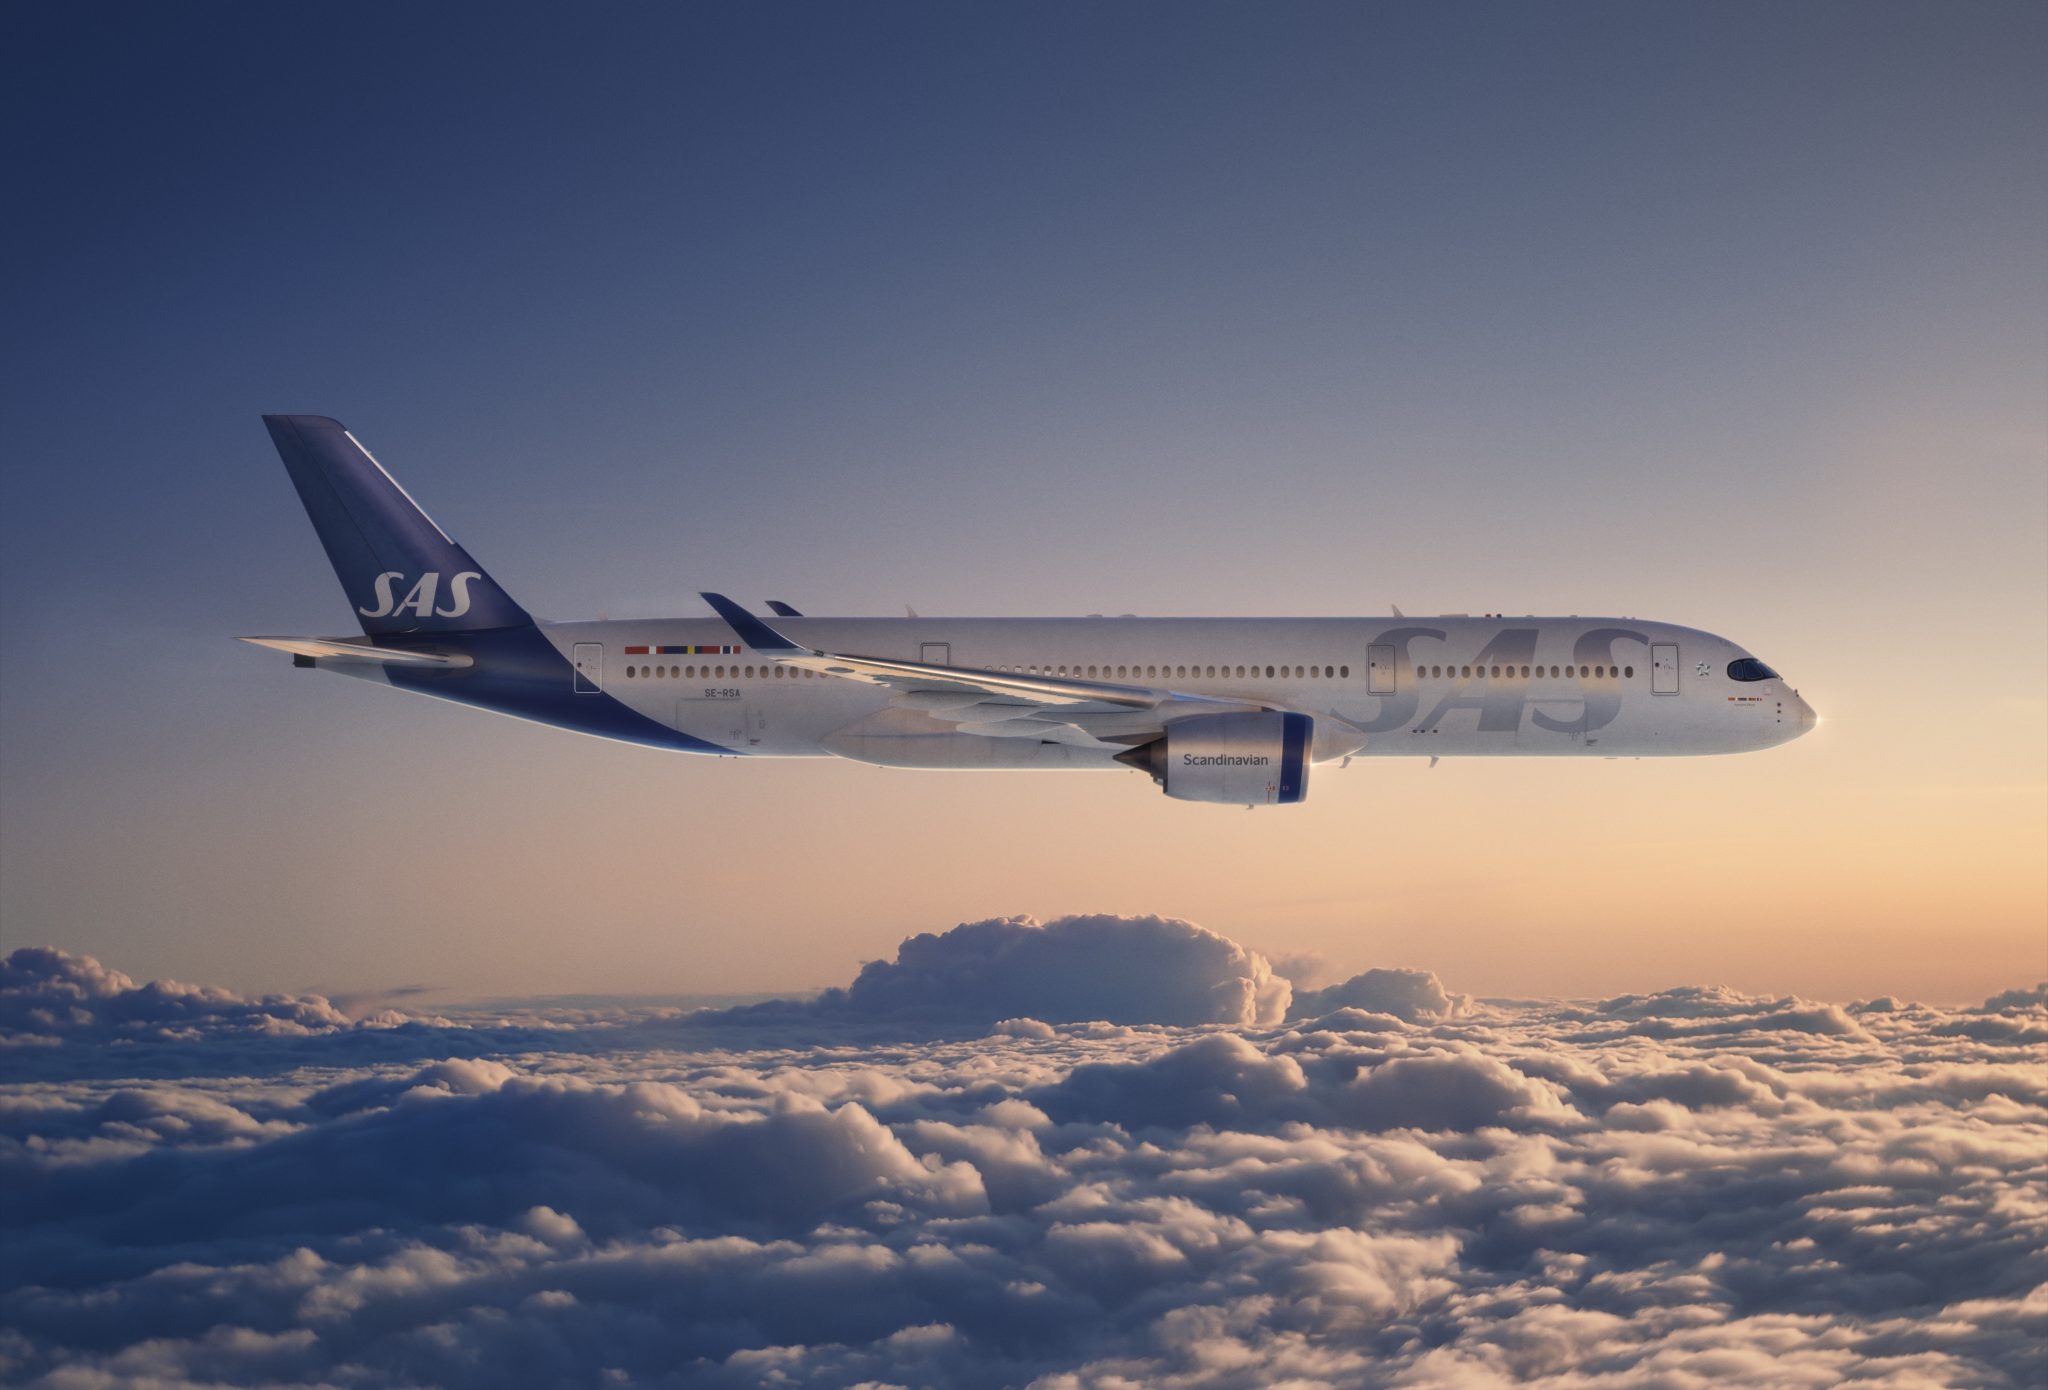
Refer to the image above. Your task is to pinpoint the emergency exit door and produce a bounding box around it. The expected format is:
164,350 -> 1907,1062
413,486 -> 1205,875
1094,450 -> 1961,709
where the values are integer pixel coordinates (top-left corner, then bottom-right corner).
1651,644 -> 1679,695
920,643 -> 951,666
572,643 -> 602,694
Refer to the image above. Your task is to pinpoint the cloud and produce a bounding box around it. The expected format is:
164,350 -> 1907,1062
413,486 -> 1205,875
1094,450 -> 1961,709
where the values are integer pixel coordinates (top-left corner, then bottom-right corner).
2,926 -> 2043,1389
1037,1033 -> 1569,1135
1561,983 -> 1876,1043
1288,966 -> 1467,1022
0,947 -> 397,1045
1979,982 -> 2047,1012
726,914 -> 1292,1028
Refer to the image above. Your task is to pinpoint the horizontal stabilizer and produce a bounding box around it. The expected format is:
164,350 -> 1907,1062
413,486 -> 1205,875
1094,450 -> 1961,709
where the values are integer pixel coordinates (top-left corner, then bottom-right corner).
239,636 -> 474,668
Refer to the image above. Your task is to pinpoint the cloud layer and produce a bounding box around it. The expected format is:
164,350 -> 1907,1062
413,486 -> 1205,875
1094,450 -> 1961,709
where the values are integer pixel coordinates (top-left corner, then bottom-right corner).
2,933 -> 2043,1389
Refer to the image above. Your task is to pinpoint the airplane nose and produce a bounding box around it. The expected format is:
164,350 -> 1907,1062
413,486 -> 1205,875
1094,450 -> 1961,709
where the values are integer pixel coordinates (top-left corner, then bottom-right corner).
1793,691 -> 1817,735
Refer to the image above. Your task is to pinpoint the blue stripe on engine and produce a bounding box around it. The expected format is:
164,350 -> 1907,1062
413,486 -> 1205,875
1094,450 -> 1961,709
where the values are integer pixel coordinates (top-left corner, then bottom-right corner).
1277,712 -> 1309,803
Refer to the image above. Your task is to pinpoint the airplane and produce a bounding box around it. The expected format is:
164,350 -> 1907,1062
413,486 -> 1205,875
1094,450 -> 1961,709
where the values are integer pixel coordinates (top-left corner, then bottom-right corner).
243,416 -> 1817,805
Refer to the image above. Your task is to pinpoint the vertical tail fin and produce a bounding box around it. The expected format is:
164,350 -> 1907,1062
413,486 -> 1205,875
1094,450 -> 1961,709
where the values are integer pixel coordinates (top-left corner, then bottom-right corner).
263,415 -> 529,636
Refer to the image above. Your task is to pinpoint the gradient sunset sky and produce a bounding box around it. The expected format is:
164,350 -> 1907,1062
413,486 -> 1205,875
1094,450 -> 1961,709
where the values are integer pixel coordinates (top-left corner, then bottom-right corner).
1,1 -> 2041,1004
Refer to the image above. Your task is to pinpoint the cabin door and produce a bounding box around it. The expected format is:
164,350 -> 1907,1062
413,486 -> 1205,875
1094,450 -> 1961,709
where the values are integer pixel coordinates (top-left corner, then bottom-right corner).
1366,644 -> 1397,695
1651,644 -> 1680,695
572,644 -> 602,694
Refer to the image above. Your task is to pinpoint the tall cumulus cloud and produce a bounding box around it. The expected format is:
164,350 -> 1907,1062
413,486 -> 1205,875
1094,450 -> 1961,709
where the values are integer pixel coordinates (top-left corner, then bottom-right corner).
1,930 -> 2042,1389
727,913 -> 1295,1027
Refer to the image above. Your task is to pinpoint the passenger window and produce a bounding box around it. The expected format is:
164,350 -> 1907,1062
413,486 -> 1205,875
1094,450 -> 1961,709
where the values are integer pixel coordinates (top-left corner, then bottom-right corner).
1340,665 -> 1349,677
1625,665 -> 1634,678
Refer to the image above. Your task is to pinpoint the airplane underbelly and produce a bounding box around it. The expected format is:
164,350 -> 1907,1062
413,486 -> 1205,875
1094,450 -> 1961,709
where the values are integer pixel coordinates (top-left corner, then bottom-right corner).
819,705 -> 1119,770
823,732 -> 1121,770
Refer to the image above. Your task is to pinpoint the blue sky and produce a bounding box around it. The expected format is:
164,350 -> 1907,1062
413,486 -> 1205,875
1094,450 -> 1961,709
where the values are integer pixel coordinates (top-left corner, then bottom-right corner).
1,2 -> 2042,1000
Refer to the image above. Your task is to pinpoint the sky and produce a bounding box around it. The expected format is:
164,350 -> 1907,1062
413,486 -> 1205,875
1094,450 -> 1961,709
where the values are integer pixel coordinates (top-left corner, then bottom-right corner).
1,1 -> 2044,1005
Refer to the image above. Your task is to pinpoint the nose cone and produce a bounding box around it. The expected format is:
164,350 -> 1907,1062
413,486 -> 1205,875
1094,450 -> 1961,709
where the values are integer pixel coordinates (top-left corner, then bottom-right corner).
1791,690 -> 1818,738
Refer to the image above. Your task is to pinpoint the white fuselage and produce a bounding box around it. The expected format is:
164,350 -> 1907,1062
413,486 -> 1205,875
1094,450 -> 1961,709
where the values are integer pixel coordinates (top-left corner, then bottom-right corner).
527,614 -> 1814,768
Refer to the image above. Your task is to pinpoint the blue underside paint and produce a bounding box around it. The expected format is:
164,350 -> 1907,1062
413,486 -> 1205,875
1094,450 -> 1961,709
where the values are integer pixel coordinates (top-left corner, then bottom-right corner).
1277,712 -> 1309,803
379,626 -> 740,755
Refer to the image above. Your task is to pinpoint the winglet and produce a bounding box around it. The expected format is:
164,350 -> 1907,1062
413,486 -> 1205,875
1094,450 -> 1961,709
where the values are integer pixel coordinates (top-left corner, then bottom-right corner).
765,600 -> 803,617
700,593 -> 807,654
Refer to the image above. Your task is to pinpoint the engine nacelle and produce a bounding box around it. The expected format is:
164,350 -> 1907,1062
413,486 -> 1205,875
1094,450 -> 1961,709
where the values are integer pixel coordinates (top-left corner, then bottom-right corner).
1115,712 -> 1312,805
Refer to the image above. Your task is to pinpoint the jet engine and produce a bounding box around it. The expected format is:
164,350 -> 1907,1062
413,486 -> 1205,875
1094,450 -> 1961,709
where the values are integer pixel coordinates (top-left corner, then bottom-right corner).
1114,711 -> 1311,805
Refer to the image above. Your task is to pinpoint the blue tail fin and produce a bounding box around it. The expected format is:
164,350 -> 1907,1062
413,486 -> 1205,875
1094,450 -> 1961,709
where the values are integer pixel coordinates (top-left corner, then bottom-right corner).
263,416 -> 530,636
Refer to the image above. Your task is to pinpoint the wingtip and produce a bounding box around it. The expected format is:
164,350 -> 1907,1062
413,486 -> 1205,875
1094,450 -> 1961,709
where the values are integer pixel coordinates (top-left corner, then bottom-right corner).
701,592 -> 806,654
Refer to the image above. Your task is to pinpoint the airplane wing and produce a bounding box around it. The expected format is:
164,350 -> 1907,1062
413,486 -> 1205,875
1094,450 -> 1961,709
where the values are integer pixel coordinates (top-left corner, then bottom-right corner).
239,636 -> 474,668
699,592 -> 1265,743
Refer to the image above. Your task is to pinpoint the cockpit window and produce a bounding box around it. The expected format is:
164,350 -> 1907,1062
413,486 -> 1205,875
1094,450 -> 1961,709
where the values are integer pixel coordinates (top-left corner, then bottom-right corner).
1727,658 -> 1779,682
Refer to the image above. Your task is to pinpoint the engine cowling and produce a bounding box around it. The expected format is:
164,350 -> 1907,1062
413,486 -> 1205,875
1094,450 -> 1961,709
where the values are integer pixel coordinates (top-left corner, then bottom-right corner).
1114,712 -> 1312,805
